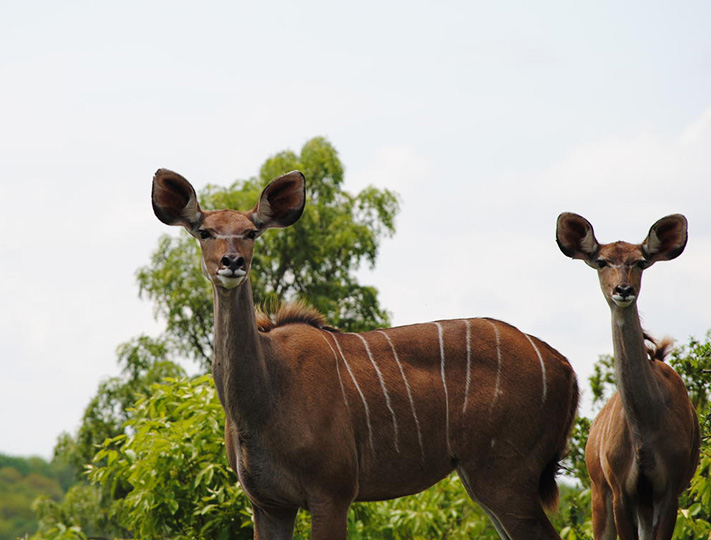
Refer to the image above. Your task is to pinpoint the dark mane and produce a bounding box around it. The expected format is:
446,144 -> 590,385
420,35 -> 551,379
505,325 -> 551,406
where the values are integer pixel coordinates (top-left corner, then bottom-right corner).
256,301 -> 338,332
643,331 -> 674,363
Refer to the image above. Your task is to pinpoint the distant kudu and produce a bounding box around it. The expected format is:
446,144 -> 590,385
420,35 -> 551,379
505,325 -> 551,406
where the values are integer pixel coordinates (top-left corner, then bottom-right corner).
152,168 -> 579,540
556,213 -> 700,540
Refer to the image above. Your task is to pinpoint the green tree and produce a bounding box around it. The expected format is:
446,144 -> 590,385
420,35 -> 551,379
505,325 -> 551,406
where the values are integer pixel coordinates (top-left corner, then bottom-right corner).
88,375 -> 248,540
56,336 -> 185,478
670,332 -> 711,538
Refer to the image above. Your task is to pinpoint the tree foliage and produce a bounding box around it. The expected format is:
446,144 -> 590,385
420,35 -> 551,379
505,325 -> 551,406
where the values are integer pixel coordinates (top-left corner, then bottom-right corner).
88,375 -> 249,540
54,336 -> 185,480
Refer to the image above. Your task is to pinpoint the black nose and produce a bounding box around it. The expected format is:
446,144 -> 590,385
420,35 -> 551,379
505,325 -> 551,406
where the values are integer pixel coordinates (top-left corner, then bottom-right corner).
220,254 -> 245,271
614,285 -> 634,298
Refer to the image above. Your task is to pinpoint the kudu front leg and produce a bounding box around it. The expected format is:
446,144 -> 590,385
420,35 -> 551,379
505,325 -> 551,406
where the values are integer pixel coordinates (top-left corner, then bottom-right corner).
308,499 -> 351,540
252,505 -> 298,540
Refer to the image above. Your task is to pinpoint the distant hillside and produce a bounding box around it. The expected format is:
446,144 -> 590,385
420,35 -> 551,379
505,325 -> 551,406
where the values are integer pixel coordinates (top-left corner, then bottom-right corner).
0,454 -> 72,540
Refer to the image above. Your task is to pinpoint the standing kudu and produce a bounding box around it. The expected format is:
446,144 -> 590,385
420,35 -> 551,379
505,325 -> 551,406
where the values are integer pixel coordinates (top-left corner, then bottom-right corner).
152,168 -> 579,540
556,213 -> 700,540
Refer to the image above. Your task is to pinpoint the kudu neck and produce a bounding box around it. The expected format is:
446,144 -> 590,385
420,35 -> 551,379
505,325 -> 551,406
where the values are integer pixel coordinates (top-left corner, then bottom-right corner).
212,279 -> 271,431
609,302 -> 664,438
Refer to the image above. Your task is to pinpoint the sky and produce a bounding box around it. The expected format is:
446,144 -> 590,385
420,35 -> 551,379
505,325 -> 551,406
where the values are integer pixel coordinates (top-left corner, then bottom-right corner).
1,0 -> 710,459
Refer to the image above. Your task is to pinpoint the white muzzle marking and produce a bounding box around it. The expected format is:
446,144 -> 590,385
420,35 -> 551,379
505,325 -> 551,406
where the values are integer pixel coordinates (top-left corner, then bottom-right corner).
217,268 -> 247,288
611,294 -> 636,307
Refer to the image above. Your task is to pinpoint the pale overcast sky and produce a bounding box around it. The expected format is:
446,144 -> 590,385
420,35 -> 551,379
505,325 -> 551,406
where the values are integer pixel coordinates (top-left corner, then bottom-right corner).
1,0 -> 710,458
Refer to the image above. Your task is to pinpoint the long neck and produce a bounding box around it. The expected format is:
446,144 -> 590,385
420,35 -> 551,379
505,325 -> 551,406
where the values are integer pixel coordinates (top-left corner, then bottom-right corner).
610,303 -> 664,440
212,280 -> 271,432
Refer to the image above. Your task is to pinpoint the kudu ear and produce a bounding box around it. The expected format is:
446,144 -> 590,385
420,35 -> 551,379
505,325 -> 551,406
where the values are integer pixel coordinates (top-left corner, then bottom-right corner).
556,212 -> 600,264
252,171 -> 306,230
642,214 -> 688,263
152,169 -> 203,231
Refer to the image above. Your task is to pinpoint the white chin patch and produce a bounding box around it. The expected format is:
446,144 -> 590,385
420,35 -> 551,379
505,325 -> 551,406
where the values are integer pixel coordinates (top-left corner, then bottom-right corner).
216,269 -> 247,289
217,275 -> 246,289
612,295 -> 636,308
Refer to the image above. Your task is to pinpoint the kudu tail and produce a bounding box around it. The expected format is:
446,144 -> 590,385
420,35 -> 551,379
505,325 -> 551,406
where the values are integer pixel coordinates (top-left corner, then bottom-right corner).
539,455 -> 562,512
539,374 -> 579,512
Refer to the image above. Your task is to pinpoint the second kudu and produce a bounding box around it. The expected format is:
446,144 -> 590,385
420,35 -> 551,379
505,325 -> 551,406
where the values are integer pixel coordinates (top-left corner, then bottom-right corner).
556,212 -> 700,540
152,168 -> 579,539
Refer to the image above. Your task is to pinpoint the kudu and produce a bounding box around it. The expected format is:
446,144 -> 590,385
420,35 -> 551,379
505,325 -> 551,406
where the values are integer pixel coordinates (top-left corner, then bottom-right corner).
152,168 -> 579,540
556,213 -> 700,540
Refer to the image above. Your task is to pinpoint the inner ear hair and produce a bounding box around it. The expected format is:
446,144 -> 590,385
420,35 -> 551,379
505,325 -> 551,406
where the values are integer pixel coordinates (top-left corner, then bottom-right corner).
643,214 -> 688,262
556,213 -> 599,261
152,169 -> 203,229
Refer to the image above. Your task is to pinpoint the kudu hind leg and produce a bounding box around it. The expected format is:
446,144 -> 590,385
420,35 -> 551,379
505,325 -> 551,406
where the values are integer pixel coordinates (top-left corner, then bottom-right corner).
610,492 -> 639,540
590,483 -> 616,540
456,466 -> 511,539
650,496 -> 679,540
456,465 -> 559,540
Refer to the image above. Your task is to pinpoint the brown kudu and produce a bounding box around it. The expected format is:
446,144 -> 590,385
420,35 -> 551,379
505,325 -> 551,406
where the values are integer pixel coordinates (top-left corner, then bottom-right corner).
152,168 -> 579,540
556,213 -> 700,540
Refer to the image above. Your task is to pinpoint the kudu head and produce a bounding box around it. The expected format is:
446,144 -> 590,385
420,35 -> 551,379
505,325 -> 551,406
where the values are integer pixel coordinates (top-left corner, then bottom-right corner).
152,169 -> 305,289
556,212 -> 688,309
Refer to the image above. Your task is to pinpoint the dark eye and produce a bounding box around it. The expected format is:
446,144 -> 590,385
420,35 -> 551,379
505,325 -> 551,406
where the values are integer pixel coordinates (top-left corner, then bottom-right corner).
198,229 -> 212,240
246,230 -> 258,240
636,260 -> 649,270
595,259 -> 608,269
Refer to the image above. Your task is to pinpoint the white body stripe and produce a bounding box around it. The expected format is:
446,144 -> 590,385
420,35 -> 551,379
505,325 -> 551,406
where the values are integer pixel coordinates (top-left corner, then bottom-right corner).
484,319 -> 503,415
319,333 -> 351,414
355,333 -> 400,453
523,333 -> 548,403
328,333 -> 375,453
378,330 -> 425,463
434,322 -> 452,455
462,319 -> 473,413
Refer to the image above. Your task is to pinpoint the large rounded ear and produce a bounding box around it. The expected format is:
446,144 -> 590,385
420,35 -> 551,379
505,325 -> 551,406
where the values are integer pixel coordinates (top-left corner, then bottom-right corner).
642,214 -> 688,263
152,169 -> 203,231
251,171 -> 306,230
556,212 -> 600,263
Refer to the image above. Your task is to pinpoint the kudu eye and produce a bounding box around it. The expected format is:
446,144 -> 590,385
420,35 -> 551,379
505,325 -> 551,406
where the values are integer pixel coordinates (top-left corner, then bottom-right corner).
246,230 -> 258,240
595,259 -> 608,269
198,229 -> 212,240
